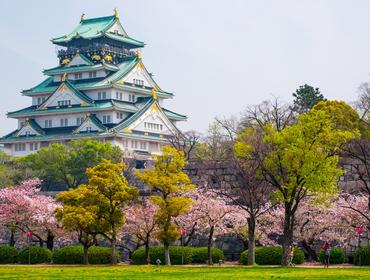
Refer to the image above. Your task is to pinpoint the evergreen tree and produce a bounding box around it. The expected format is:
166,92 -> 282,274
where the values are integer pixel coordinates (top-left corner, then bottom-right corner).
292,84 -> 325,113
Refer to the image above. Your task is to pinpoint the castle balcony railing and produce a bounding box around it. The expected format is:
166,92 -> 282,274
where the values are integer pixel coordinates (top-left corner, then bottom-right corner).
57,43 -> 137,59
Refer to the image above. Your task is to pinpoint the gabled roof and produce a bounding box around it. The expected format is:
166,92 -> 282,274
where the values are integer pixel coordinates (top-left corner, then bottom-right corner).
8,119 -> 45,138
43,62 -> 119,75
114,98 -> 156,131
67,53 -> 94,66
51,15 -> 144,48
37,80 -> 94,110
73,114 -> 107,133
113,97 -> 183,133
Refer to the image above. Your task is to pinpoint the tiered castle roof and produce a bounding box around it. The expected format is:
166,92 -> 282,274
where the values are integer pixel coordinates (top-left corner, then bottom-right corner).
1,10 -> 186,148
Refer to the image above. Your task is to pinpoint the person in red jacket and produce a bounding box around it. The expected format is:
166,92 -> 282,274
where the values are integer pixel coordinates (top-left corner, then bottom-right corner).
322,242 -> 331,268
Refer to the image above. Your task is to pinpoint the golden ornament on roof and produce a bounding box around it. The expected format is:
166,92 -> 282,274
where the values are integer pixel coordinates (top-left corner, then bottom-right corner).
114,8 -> 119,18
80,13 -> 85,21
61,58 -> 70,65
104,54 -> 112,62
92,54 -> 101,61
151,88 -> 158,100
62,73 -> 67,81
137,50 -> 142,60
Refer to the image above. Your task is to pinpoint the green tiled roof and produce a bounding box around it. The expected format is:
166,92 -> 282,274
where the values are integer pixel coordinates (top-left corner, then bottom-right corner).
43,62 -> 119,75
27,119 -> 45,135
7,98 -> 185,123
23,57 -> 138,94
163,108 -> 187,121
51,15 -> 144,48
87,114 -> 107,131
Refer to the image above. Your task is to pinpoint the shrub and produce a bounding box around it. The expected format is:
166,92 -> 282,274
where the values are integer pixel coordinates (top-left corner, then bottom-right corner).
0,246 -> 18,264
52,246 -> 83,264
132,246 -> 193,265
353,246 -> 370,266
292,248 -> 305,264
319,247 -> 345,264
89,246 -> 120,264
52,246 -> 120,264
240,246 -> 305,265
18,246 -> 51,264
192,247 -> 224,264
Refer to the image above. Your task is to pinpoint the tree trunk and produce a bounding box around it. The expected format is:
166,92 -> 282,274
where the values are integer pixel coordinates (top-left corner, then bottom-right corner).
208,225 -> 214,265
83,244 -> 89,265
111,238 -> 117,265
282,206 -> 294,266
301,240 -> 317,261
39,239 -> 44,247
247,217 -> 256,265
46,231 -> 54,251
145,242 -> 150,265
9,229 -> 15,247
164,242 -> 171,265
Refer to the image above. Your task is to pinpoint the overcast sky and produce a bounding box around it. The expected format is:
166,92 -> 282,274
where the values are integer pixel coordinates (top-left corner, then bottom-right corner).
0,0 -> 369,135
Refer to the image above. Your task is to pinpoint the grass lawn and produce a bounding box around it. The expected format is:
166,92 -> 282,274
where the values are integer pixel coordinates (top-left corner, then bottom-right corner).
0,266 -> 369,280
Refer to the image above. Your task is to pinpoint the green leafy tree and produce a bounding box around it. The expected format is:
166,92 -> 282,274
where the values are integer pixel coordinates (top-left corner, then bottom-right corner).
85,159 -> 138,264
56,159 -> 137,265
293,84 -> 325,113
23,139 -> 123,189
236,109 -> 358,266
135,146 -> 195,265
55,186 -> 100,265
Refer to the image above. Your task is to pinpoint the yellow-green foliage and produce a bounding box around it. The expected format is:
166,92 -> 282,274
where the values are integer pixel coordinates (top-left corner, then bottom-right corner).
85,159 -> 138,237
56,160 -> 138,247
235,107 -> 359,204
135,146 -> 194,244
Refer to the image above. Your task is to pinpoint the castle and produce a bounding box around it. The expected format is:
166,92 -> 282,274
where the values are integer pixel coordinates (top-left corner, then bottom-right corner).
0,9 -> 186,157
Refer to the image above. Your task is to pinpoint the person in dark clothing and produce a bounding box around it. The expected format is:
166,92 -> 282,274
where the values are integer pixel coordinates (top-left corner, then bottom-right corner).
322,242 -> 331,268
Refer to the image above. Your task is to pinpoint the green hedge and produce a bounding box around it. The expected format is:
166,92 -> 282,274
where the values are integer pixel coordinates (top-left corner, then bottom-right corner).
132,246 -> 193,265
18,246 -> 52,264
52,246 -> 119,264
240,246 -> 305,265
319,247 -> 345,264
89,246 -> 120,264
354,246 -> 370,266
192,247 -> 224,264
0,246 -> 18,264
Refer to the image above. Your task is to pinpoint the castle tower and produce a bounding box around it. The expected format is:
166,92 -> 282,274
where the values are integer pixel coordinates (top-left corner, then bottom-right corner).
0,10 -> 186,157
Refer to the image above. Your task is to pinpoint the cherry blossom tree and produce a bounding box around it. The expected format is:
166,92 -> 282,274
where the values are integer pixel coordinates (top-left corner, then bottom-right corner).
0,179 -> 61,249
177,190 -> 235,265
122,199 -> 158,264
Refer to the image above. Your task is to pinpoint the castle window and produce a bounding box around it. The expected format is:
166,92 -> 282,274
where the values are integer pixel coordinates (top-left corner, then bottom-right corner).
30,143 -> 38,151
116,112 -> 123,119
86,126 -> 92,132
140,141 -> 147,150
60,118 -> 68,127
76,117 -> 84,126
131,140 -> 138,149
44,120 -> 52,128
57,100 -> 71,107
98,91 -> 107,100
144,122 -> 163,131
89,71 -> 97,78
133,79 -> 144,86
15,143 -> 26,152
37,97 -> 42,105
102,115 -> 111,124
129,94 -> 136,102
74,73 -> 82,79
